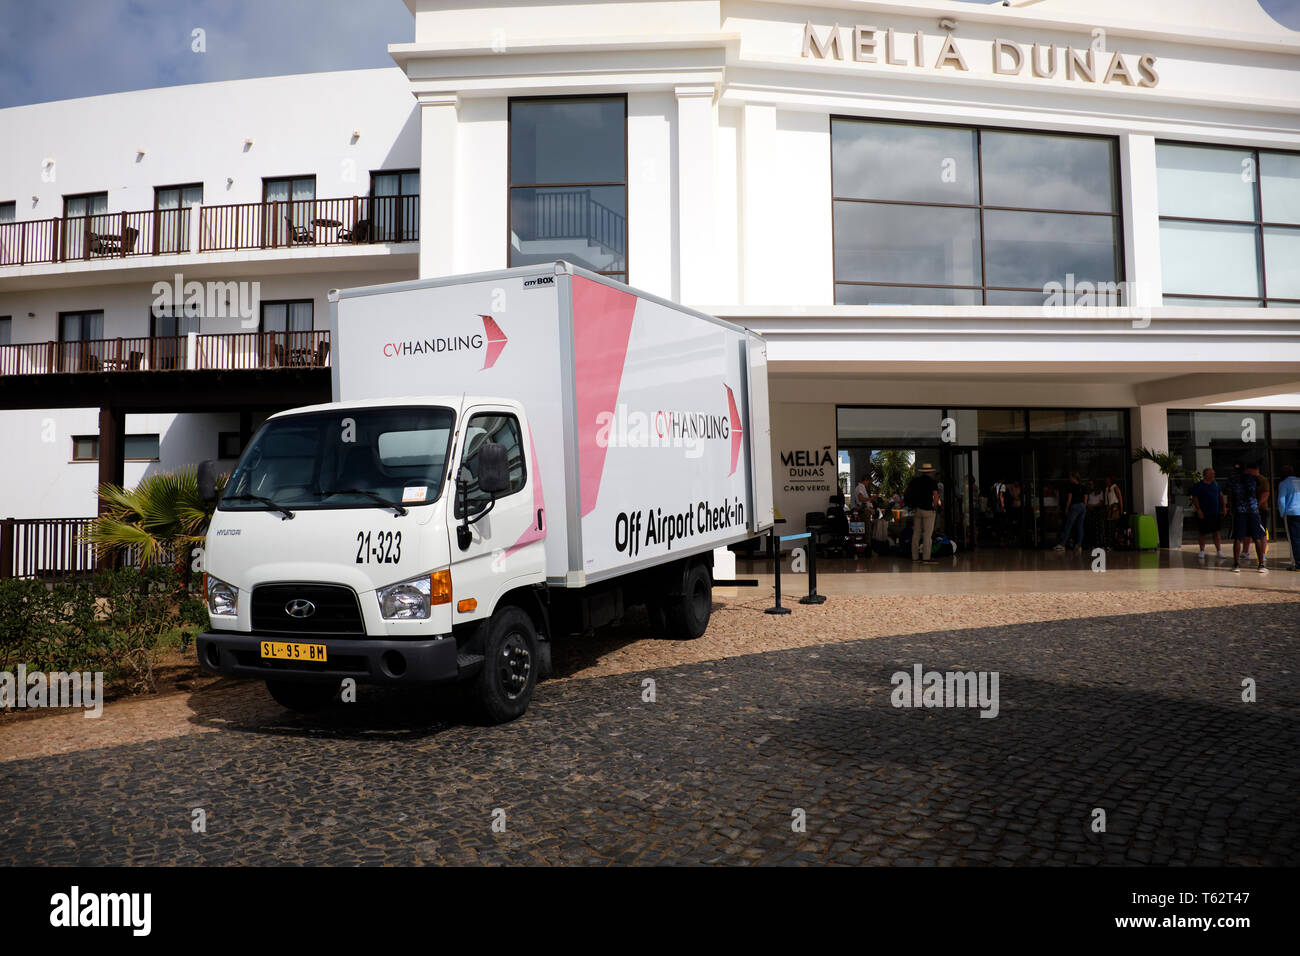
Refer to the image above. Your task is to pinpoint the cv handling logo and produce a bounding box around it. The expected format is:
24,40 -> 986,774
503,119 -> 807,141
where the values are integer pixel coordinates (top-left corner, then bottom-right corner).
382,315 -> 508,370
595,383 -> 745,474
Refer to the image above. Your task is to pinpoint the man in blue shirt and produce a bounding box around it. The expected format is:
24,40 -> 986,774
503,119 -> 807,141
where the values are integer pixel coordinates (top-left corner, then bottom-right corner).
1189,467 -> 1225,561
1278,464 -> 1300,571
1225,462 -> 1270,573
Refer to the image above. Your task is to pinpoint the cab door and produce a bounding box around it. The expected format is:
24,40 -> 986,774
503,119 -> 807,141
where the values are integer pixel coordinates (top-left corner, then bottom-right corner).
448,404 -> 546,623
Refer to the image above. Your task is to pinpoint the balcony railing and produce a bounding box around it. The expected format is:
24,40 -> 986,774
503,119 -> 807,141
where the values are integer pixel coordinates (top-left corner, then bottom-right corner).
200,195 -> 417,252
0,330 -> 330,376
0,196 -> 417,266
0,517 -> 177,581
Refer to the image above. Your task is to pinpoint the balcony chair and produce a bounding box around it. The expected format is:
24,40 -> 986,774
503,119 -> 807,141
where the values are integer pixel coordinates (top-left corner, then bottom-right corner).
338,218 -> 370,243
285,217 -> 315,245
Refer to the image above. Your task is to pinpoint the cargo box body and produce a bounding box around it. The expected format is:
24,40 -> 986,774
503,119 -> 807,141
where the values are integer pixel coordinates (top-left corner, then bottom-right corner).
330,262 -> 773,587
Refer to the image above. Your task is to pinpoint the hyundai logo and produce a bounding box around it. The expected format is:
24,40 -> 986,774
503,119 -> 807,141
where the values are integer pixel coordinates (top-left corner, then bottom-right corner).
284,599 -> 316,619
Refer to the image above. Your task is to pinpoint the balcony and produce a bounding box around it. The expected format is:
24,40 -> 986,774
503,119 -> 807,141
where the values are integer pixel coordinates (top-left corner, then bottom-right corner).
0,330 -> 330,376
0,196 -> 418,267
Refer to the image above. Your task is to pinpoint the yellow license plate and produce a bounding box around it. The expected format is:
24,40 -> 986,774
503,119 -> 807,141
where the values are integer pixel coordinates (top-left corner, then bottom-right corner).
260,641 -> 328,662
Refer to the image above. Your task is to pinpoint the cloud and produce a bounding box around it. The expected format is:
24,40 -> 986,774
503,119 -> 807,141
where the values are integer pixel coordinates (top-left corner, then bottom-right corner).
0,0 -> 413,109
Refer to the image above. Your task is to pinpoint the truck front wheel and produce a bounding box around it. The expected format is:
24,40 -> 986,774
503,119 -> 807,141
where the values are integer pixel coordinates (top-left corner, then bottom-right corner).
266,679 -> 340,713
663,562 -> 712,640
474,607 -> 538,724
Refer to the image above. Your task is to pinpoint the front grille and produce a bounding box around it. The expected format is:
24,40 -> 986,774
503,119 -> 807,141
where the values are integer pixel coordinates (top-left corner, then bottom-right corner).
250,583 -> 364,636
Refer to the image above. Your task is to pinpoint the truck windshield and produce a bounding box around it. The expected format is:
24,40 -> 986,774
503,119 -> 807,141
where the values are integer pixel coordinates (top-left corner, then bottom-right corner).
220,406 -> 455,512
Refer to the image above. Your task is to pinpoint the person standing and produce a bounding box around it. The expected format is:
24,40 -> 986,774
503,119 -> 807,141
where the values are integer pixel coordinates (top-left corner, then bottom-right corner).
1226,462 -> 1269,573
906,463 -> 942,564
1277,464 -> 1300,571
1190,467 -> 1225,561
1103,475 -> 1123,550
852,473 -> 872,515
1054,472 -> 1086,551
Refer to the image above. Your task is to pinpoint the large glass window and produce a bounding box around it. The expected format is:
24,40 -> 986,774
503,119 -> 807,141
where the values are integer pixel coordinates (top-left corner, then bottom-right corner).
509,96 -> 626,281
1167,409 -> 1297,542
221,407 -> 455,512
831,119 -> 1121,305
1157,143 -> 1300,306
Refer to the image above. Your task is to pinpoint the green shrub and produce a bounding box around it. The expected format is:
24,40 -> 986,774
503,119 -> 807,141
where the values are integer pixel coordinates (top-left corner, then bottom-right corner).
0,567 -> 201,699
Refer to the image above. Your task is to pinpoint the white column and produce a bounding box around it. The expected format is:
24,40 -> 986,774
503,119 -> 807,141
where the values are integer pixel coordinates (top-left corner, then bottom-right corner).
1131,403 -> 1169,513
676,85 -> 716,306
739,103 -> 776,306
418,93 -> 459,280
1119,134 -> 1163,309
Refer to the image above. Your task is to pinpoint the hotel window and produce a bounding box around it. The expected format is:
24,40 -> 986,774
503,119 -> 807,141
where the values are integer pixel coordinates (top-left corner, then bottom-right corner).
0,317 -> 10,346
71,434 -> 161,462
218,432 -> 244,460
371,170 -> 419,242
1157,143 -> 1300,306
149,302 -> 201,370
57,309 -> 105,372
509,95 -> 627,282
62,192 -> 109,260
155,183 -> 203,254
263,175 -> 316,246
261,299 -> 316,366
831,119 -> 1122,305
0,201 -> 14,222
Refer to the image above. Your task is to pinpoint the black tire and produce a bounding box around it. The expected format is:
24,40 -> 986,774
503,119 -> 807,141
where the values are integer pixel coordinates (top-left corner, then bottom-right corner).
663,562 -> 712,640
266,679 -> 339,713
474,606 -> 538,724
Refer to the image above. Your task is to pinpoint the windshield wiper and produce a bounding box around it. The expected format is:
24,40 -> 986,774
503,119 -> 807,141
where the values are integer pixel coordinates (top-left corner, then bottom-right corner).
319,488 -> 408,517
221,494 -> 295,520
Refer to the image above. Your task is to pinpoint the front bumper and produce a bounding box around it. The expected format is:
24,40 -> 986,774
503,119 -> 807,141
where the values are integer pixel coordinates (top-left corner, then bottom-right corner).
196,631 -> 462,685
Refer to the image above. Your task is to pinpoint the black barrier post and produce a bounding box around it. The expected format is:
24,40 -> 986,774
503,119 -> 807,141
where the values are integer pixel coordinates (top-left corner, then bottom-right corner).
764,529 -> 790,615
800,528 -> 827,605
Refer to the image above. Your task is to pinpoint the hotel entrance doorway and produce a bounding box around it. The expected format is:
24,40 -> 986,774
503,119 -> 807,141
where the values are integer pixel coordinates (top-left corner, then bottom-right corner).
946,447 -> 1041,550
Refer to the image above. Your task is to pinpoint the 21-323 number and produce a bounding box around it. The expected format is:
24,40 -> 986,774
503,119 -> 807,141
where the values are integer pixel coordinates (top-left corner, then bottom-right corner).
356,530 -> 401,564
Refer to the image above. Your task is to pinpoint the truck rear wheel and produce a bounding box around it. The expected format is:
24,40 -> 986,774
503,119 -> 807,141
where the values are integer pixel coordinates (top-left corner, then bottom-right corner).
663,562 -> 712,640
266,679 -> 339,713
474,607 -> 538,724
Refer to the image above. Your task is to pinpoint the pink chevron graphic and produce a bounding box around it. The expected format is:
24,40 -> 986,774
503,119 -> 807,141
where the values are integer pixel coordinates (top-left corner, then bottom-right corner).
725,384 -> 744,476
480,314 -> 508,369
573,277 -> 638,517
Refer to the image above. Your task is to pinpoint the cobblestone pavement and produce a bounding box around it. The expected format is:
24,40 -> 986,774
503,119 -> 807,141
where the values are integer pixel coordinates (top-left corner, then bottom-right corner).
2,602 -> 1296,865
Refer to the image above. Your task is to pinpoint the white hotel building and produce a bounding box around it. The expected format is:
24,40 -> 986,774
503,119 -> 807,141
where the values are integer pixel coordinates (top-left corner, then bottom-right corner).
1,0 -> 1298,564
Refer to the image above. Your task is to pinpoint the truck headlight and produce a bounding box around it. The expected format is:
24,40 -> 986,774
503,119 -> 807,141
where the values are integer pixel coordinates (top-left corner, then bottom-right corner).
377,569 -> 451,620
205,575 -> 238,616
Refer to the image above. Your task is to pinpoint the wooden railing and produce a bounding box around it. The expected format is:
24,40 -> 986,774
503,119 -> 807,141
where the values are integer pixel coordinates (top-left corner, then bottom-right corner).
199,195 -> 418,252
0,208 -> 192,266
0,196 -> 416,266
0,331 -> 330,377
0,518 -> 95,581
0,517 -> 176,581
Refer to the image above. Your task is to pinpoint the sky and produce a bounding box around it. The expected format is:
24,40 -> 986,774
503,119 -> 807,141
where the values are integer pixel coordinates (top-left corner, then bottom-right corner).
0,0 -> 1297,109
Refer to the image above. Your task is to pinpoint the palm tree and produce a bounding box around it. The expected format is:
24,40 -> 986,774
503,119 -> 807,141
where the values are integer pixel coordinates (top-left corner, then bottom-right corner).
870,449 -> 916,500
84,466 -> 225,584
1131,446 -> 1190,502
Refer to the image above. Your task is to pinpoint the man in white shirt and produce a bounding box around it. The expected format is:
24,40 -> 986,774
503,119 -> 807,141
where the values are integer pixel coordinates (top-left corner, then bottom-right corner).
853,474 -> 871,512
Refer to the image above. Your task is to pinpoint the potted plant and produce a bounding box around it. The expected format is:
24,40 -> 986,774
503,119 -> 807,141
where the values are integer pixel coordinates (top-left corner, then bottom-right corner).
1131,447 -> 1189,549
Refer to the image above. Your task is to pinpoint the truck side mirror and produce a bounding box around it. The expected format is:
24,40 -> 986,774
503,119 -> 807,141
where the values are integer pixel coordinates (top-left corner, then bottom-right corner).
478,442 -> 510,495
197,459 -> 219,504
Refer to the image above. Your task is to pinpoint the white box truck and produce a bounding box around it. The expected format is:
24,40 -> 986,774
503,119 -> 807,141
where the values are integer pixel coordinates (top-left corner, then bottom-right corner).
196,262 -> 773,722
